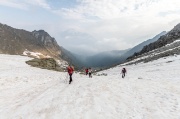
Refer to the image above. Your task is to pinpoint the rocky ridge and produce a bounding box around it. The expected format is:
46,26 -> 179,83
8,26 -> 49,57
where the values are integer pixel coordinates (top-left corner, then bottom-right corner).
125,40 -> 180,65
0,23 -> 61,59
126,23 -> 180,64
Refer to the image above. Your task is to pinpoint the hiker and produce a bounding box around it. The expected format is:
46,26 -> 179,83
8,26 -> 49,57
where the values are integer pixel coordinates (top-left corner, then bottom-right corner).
88,68 -> 92,78
85,68 -> 89,75
121,68 -> 127,78
67,66 -> 74,84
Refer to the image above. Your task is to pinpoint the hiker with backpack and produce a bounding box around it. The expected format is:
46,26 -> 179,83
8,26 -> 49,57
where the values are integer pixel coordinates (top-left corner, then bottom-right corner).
121,68 -> 127,78
85,68 -> 89,75
67,66 -> 74,84
88,68 -> 92,78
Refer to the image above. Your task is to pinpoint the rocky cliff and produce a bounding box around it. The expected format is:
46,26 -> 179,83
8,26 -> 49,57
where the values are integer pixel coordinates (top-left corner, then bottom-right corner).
0,23 -> 62,59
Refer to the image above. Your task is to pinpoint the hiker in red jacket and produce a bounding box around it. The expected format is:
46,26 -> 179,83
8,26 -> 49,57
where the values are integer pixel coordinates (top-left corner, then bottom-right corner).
67,66 -> 74,84
121,68 -> 127,78
85,68 -> 89,75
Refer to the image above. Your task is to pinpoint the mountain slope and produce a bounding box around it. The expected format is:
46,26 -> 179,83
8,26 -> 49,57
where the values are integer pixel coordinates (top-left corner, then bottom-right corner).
60,47 -> 84,69
122,31 -> 166,58
32,30 -> 61,58
83,49 -> 129,68
128,23 -> 180,60
119,31 -> 167,62
0,23 -> 61,59
0,23 -> 84,68
125,39 -> 180,65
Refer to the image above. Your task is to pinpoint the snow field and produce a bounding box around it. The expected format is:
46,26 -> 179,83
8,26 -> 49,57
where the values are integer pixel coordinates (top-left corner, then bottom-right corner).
0,54 -> 180,119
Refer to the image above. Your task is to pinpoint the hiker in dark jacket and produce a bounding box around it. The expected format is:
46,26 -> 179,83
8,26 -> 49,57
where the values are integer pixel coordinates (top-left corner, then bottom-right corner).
121,68 -> 127,78
67,66 -> 74,84
88,68 -> 92,78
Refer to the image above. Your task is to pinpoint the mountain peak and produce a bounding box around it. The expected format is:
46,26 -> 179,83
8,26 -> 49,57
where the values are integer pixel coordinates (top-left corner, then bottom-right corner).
32,30 -> 49,36
160,31 -> 167,34
173,23 -> 180,31
32,30 -> 56,43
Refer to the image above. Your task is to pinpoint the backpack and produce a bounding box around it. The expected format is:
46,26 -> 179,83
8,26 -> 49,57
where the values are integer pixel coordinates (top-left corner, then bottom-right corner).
122,68 -> 126,73
67,66 -> 73,74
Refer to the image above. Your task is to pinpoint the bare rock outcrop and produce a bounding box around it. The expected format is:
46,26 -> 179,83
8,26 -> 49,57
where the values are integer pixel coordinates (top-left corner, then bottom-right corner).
26,58 -> 64,71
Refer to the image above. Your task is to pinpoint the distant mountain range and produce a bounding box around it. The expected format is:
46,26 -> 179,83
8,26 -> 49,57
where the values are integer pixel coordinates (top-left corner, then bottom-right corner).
1,22 -> 179,69
81,49 -> 130,68
74,31 -> 167,68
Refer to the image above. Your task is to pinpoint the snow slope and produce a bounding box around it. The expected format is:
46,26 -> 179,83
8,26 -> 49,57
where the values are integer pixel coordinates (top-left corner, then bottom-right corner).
0,54 -> 180,119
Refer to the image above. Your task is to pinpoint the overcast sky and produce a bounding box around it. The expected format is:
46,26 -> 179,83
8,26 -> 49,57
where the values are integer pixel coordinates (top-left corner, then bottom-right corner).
1,0 -> 180,55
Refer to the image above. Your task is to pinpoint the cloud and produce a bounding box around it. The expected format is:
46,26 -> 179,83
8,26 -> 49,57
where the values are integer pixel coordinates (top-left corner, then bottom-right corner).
95,37 -> 132,51
0,0 -> 50,10
29,0 -> 180,54
53,0 -> 161,20
0,0 -> 28,10
1,0 -> 180,20
25,0 -> 51,9
50,0 -> 180,22
1,0 -> 180,56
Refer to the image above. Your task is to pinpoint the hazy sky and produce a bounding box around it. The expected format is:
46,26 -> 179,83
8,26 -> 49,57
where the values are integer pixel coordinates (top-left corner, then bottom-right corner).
1,0 -> 180,55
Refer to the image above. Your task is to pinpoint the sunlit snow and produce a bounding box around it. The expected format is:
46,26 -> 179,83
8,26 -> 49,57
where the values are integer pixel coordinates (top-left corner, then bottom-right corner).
0,54 -> 180,119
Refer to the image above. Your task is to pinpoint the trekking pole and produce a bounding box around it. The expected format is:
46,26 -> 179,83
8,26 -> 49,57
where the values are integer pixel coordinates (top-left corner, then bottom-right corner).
64,73 -> 67,83
65,73 -> 69,84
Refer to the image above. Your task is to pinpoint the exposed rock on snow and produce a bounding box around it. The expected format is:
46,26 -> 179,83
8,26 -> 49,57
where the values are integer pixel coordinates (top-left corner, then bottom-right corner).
26,58 -> 64,71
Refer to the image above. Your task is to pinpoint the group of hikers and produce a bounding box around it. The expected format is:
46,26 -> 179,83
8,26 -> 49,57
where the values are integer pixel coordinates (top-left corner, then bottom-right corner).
67,65 -> 127,84
85,68 -> 93,78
